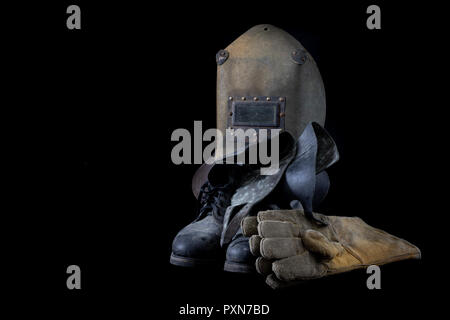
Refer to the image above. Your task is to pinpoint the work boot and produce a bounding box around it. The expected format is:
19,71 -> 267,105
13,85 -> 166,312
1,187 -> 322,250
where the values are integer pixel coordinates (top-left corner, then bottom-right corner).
170,166 -> 237,267
224,230 -> 255,273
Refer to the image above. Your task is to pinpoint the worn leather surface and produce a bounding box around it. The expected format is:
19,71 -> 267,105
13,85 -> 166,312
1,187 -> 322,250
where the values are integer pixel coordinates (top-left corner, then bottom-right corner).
192,163 -> 214,200
191,124 -> 339,247
171,166 -> 237,263
225,228 -> 255,265
220,137 -> 297,246
172,215 -> 223,259
280,123 -> 338,221
242,209 -> 421,289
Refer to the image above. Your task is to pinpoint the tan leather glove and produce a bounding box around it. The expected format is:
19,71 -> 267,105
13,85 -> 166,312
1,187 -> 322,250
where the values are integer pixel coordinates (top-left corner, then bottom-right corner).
241,209 -> 421,289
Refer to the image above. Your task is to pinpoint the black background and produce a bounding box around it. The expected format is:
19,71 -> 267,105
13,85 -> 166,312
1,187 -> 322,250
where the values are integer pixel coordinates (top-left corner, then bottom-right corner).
3,0 -> 443,317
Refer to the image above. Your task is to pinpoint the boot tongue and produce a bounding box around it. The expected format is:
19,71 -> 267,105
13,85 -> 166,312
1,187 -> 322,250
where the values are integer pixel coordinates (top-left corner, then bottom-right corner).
207,164 -> 243,187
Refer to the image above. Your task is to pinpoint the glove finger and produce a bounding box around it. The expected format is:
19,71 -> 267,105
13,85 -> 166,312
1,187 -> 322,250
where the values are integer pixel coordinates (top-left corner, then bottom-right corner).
241,216 -> 258,237
265,274 -> 287,290
255,257 -> 273,276
260,237 -> 305,260
272,252 -> 327,282
258,220 -> 301,238
249,235 -> 262,256
265,274 -> 305,290
303,229 -> 344,259
258,210 -> 300,224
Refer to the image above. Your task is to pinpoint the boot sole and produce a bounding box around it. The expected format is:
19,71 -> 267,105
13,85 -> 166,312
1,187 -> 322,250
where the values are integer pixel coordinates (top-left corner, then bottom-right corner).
170,253 -> 221,268
223,260 -> 255,273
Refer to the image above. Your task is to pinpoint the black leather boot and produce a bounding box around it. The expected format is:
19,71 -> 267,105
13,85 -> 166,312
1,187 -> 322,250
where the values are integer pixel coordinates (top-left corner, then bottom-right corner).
224,230 -> 255,273
170,166 -> 236,267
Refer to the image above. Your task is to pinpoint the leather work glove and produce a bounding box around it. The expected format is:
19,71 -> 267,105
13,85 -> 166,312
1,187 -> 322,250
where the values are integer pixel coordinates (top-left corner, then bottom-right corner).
241,209 -> 421,289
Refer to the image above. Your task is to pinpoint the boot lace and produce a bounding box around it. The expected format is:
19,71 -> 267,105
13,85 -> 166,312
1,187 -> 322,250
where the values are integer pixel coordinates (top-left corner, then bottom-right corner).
196,182 -> 233,222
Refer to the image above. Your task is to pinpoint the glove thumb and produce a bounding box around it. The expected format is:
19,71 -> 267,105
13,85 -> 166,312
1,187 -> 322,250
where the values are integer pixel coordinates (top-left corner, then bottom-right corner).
303,229 -> 344,259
